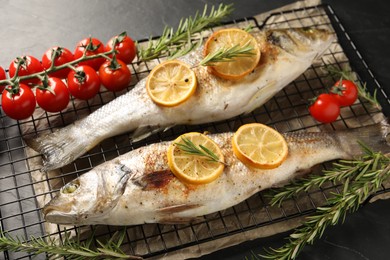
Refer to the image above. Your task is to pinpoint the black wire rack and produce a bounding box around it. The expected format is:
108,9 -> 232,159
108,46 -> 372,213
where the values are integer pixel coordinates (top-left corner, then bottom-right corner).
1,4 -> 389,259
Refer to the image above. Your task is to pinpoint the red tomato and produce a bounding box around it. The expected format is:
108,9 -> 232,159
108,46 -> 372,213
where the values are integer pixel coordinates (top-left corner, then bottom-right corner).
99,59 -> 131,92
9,56 -> 44,86
67,65 -> 101,100
330,80 -> 358,107
2,84 -> 36,120
42,47 -> 74,78
0,66 -> 6,92
36,77 -> 70,113
74,38 -> 105,70
309,94 -> 340,123
105,32 -> 136,64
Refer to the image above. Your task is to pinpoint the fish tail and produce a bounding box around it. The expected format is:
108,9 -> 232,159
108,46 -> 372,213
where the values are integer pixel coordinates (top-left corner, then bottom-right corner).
26,126 -> 93,171
338,120 -> 390,158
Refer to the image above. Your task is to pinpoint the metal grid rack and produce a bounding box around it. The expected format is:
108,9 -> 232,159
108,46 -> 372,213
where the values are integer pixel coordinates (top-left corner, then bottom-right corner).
0,4 -> 389,259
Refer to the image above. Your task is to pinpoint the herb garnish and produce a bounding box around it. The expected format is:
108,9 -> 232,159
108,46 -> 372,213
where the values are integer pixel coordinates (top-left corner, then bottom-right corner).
260,143 -> 389,259
175,137 -> 227,165
137,3 -> 234,62
0,229 -> 142,259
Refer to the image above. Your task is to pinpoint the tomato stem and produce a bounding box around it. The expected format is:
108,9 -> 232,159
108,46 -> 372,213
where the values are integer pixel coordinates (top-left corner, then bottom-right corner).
49,47 -> 63,70
37,74 -> 56,96
66,64 -> 79,72
99,53 -> 112,61
115,32 -> 127,45
0,47 -> 116,88
11,58 -> 24,81
107,55 -> 121,70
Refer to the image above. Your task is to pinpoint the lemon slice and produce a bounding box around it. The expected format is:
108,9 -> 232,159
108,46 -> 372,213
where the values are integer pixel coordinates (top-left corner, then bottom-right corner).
203,28 -> 261,80
146,60 -> 197,107
232,123 -> 288,169
167,132 -> 225,184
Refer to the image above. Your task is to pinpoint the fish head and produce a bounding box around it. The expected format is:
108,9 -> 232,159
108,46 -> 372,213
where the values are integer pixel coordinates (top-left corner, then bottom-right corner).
266,27 -> 334,58
43,164 -> 130,225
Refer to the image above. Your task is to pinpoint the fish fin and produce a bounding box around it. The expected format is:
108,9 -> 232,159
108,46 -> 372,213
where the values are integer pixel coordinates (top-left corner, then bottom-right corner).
339,120 -> 390,157
130,125 -> 173,143
25,127 -> 92,172
243,80 -> 277,115
132,170 -> 175,190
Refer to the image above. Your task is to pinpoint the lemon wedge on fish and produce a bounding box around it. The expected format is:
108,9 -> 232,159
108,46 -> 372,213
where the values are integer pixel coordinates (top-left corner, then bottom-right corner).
146,60 -> 197,107
167,132 -> 225,184
203,28 -> 261,80
232,123 -> 288,169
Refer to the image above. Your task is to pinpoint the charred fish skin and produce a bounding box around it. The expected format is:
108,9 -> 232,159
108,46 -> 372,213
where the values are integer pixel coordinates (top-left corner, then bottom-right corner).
26,28 -> 334,171
43,122 -> 389,226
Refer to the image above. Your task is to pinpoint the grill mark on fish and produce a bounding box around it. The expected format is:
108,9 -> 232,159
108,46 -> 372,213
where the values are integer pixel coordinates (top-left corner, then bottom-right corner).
158,204 -> 202,213
133,169 -> 175,191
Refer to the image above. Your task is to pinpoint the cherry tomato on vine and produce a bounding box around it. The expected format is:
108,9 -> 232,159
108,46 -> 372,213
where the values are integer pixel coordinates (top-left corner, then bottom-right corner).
8,56 -> 44,86
99,58 -> 131,92
2,84 -> 36,120
309,93 -> 340,123
67,65 -> 101,100
105,32 -> 136,64
74,37 -> 105,70
0,66 -> 6,92
42,47 -> 74,79
330,79 -> 358,107
36,77 -> 70,113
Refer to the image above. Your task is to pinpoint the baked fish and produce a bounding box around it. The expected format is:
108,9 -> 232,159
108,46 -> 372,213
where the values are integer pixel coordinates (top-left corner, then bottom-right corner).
28,27 -> 334,171
43,122 -> 390,225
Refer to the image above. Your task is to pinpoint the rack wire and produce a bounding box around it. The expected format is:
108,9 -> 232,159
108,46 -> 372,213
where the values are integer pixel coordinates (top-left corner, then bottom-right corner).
0,4 -> 389,259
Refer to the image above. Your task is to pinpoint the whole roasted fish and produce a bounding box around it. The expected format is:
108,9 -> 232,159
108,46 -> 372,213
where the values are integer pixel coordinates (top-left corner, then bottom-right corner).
43,122 -> 390,225
28,27 -> 334,171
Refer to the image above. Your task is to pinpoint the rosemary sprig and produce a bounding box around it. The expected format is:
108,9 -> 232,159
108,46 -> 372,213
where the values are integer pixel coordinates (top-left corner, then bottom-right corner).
325,65 -> 381,110
137,3 -> 234,62
268,143 -> 384,207
199,43 -> 255,66
175,137 -> 226,165
261,144 -> 390,260
0,229 -> 142,259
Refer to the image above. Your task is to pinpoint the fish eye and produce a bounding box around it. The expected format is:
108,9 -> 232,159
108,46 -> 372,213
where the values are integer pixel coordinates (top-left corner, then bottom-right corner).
61,180 -> 80,194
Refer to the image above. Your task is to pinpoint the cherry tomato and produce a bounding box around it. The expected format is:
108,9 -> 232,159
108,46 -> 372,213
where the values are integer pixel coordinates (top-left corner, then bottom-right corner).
36,77 -> 70,113
0,66 -> 6,93
9,56 -> 44,86
309,94 -> 340,123
42,47 -> 74,79
330,79 -> 358,107
105,32 -> 136,64
2,84 -> 36,120
99,59 -> 131,92
74,37 -> 105,70
67,65 -> 101,100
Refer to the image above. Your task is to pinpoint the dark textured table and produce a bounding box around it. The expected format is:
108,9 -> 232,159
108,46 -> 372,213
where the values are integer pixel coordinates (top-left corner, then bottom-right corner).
1,1 -> 389,259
